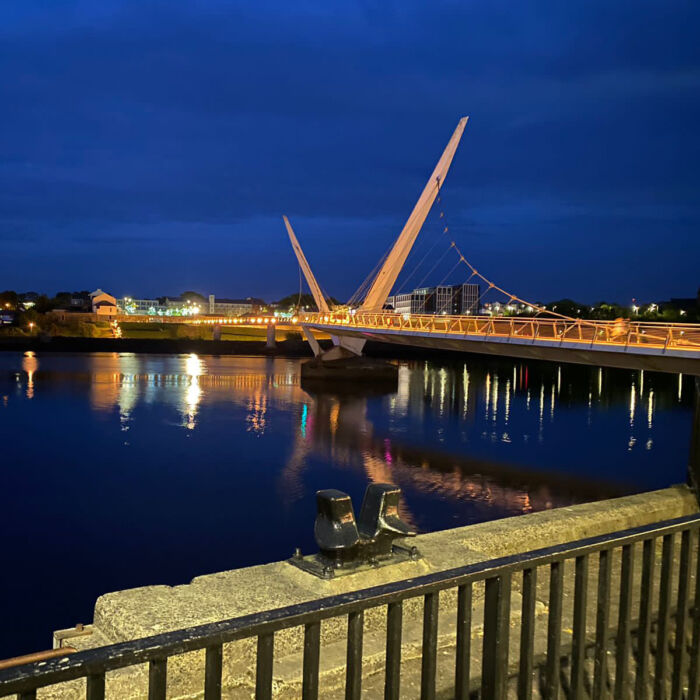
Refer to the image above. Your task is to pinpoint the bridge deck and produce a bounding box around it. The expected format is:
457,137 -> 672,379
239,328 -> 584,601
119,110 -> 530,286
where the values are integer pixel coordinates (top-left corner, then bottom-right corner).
302,312 -> 700,374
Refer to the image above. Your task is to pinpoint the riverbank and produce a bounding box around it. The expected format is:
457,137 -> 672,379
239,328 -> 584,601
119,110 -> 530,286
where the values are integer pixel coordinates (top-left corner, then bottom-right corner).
0,335 -> 320,356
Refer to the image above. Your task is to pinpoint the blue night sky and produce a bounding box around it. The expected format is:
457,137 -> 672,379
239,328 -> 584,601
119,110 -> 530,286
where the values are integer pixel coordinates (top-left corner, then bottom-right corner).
1,1 -> 698,304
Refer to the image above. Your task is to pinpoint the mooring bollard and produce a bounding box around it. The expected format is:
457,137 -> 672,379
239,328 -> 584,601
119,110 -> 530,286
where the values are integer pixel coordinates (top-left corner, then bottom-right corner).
290,483 -> 419,578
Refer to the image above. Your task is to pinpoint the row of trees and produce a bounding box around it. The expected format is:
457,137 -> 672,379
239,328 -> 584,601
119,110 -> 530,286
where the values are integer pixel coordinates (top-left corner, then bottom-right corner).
275,293 -> 341,312
540,298 -> 699,322
0,289 -> 94,312
3,288 -> 698,322
273,292 -> 699,322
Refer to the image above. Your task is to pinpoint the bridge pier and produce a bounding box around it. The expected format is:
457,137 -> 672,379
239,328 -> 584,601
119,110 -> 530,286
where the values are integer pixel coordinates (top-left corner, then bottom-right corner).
265,322 -> 276,350
298,327 -> 397,382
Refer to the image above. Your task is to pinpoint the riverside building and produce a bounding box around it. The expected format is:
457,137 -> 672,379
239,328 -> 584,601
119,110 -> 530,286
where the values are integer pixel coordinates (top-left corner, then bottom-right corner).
387,283 -> 480,315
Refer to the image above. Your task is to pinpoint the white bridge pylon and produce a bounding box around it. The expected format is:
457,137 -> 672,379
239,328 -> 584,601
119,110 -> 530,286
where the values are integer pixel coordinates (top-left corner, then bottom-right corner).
284,117 -> 469,359
283,216 -> 330,314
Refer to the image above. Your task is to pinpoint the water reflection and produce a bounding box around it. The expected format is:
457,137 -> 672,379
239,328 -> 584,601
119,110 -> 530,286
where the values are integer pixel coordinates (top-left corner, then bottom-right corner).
7,352 -> 693,661
21,351 -> 37,399
286,372 -> 640,526
2,352 -> 694,529
184,353 -> 203,430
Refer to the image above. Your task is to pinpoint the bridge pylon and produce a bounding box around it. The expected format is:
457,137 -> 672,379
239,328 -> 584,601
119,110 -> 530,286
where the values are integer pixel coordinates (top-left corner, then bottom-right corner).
285,117 -> 469,364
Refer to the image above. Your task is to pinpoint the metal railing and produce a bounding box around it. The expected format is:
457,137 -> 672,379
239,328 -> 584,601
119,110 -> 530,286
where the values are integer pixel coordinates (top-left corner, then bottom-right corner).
301,311 -> 700,354
2,513 -> 700,699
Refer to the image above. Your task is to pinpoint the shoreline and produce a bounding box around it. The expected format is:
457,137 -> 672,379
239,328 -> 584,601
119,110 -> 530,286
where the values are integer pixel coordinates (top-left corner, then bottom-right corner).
0,336 -> 319,356
0,336 -> 685,377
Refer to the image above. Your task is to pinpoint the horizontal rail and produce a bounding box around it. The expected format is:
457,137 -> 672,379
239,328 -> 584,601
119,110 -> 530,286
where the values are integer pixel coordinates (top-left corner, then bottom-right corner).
0,648 -> 76,671
2,512 -> 700,695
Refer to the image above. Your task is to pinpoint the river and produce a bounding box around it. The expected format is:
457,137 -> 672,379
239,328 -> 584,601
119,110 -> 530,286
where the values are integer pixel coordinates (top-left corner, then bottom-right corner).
0,351 -> 694,656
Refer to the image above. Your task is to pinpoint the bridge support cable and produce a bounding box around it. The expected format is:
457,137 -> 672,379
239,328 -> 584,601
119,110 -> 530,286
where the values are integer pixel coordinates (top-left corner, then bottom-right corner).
390,191 -> 454,299
390,171 -> 577,323
450,239 -> 574,320
348,244 -> 393,308
360,117 -> 469,312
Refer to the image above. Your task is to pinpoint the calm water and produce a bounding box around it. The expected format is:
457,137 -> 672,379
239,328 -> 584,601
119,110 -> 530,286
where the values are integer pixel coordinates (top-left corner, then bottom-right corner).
0,351 -> 694,656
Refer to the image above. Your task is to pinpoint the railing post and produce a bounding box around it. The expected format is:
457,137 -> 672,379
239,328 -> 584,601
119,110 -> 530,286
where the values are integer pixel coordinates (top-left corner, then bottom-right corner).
455,583 -> 472,700
205,645 -> 223,699
302,622 -> 321,700
688,377 -> 700,506
86,673 -> 106,700
255,635 -> 274,700
654,534 -> 675,698
345,611 -> 363,700
421,592 -> 439,700
148,658 -> 167,700
482,573 -> 511,699
688,527 -> 700,700
385,601 -> 403,700
593,549 -> 611,700
671,529 -> 692,700
518,568 -> 537,700
571,554 -> 589,698
635,538 -> 656,698
545,561 -> 564,698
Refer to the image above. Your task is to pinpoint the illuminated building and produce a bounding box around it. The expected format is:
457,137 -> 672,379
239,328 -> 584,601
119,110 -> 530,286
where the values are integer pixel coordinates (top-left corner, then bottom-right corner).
118,296 -> 202,316
90,289 -> 118,315
387,284 -> 480,315
207,295 -> 266,316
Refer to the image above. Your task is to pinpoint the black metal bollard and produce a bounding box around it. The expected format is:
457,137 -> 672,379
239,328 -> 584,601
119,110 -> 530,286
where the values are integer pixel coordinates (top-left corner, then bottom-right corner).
292,483 -> 418,578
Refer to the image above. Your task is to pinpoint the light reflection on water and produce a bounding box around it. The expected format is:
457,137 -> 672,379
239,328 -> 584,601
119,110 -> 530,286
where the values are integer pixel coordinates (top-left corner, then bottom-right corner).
0,351 -> 694,657
4,350 -> 692,512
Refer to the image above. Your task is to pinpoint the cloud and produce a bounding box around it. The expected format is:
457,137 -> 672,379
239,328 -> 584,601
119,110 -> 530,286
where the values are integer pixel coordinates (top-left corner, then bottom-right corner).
0,0 -> 698,300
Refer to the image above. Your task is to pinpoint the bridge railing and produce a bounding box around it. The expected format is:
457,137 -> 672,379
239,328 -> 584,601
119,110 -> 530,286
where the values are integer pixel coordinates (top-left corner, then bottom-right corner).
301,312 -> 700,352
2,513 -> 699,699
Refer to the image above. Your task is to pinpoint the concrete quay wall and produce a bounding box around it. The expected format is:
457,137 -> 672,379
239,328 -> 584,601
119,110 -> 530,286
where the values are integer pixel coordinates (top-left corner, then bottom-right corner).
8,485 -> 697,699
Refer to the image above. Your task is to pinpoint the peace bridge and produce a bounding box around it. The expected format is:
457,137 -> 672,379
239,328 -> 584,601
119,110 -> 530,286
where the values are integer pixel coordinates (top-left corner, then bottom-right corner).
3,119 -> 700,699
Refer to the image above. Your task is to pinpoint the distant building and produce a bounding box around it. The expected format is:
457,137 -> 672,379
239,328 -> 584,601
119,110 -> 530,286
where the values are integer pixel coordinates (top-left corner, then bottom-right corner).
480,300 -> 535,316
70,292 -> 91,311
116,293 -> 267,317
19,292 -> 39,309
390,291 -> 427,315
459,283 -> 480,314
117,297 -> 157,314
90,289 -> 118,316
207,295 -> 266,316
117,295 -> 202,316
387,284 -> 480,315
